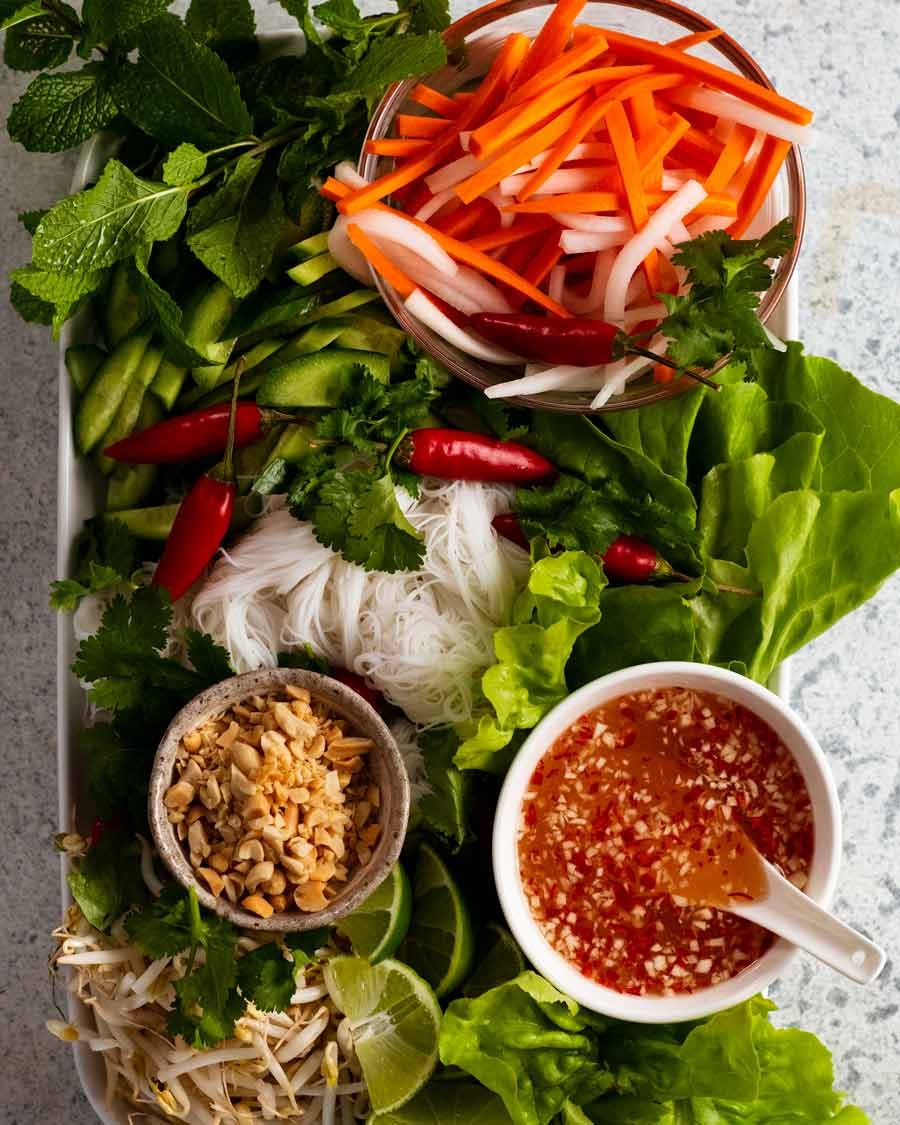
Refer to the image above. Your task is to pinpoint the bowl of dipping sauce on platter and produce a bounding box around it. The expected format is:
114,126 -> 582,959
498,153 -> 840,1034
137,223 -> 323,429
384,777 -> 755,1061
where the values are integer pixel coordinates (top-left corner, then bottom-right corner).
493,662 -> 840,1022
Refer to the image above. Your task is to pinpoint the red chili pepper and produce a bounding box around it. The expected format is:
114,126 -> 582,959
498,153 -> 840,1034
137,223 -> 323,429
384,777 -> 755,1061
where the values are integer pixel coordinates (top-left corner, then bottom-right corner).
152,372 -> 244,602
492,514 -> 675,582
397,428 -> 556,483
330,669 -> 382,711
89,817 -> 106,846
104,402 -> 291,464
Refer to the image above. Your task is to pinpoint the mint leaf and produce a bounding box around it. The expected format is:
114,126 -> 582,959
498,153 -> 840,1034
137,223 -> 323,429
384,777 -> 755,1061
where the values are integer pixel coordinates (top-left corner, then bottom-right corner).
81,0 -> 171,48
187,152 -> 287,297
0,2 -> 44,31
3,4 -> 76,70
18,208 -> 47,234
336,31 -> 446,95
10,263 -> 106,334
10,279 -> 54,325
162,142 -> 207,186
8,64 -> 118,153
235,943 -> 297,1013
186,0 -> 255,53
398,0 -> 450,33
129,245 -> 210,366
32,159 -> 188,274
67,831 -> 147,932
110,14 -> 252,147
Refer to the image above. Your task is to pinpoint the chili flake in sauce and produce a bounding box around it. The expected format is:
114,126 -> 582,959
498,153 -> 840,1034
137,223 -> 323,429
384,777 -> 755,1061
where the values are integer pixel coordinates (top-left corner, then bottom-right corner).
518,687 -> 814,996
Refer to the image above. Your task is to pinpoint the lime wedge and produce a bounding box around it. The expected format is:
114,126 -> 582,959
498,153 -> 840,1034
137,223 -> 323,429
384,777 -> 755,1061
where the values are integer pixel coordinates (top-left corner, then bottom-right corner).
324,955 -> 441,1114
398,842 -> 475,999
336,863 -> 412,963
462,922 -> 526,998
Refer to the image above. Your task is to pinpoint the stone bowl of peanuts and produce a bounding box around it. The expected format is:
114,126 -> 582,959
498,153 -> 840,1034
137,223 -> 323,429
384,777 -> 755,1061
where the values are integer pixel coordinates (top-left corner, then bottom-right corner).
148,668 -> 409,931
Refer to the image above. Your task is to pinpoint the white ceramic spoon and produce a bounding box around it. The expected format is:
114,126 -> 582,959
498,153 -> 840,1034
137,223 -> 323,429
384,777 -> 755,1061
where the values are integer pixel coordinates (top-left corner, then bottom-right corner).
726,858 -> 885,985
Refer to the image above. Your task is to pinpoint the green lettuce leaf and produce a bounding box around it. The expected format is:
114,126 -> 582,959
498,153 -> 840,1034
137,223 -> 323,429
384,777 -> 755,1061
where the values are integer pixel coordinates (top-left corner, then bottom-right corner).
439,973 -> 613,1125
371,1079 -> 512,1123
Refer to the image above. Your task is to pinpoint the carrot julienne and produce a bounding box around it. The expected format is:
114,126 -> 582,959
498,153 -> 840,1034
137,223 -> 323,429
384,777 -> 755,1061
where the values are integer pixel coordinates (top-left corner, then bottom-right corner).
606,100 -> 659,291
409,83 -> 462,117
395,114 -> 451,139
469,217 -> 557,251
703,121 -> 756,194
463,32 -> 532,130
513,0 -> 590,88
506,192 -> 622,214
504,40 -> 636,109
666,27 -> 724,51
365,138 -> 431,158
629,89 -> 658,138
346,223 -> 415,298
731,135 -> 791,236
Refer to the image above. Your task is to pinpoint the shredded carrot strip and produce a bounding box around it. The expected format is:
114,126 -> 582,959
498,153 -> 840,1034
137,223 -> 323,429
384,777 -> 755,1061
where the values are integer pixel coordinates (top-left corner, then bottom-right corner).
365,138 -> 431,158
731,136 -> 791,236
504,34 -> 625,108
523,232 -> 564,287
514,0 -> 590,88
469,217 -> 556,251
346,224 -> 415,298
645,190 -> 738,216
516,72 -> 683,201
463,31 -> 532,130
666,28 -> 723,51
455,98 -> 588,204
704,122 -> 756,194
606,100 -> 658,291
506,191 -> 622,214
600,28 -> 813,124
419,222 -> 572,316
320,177 -> 349,201
670,124 -> 723,172
470,69 -> 611,159
638,114 -> 691,174
629,89 -> 658,137
409,83 -> 462,117
432,197 -> 496,239
338,134 -> 458,215
396,114 -> 452,139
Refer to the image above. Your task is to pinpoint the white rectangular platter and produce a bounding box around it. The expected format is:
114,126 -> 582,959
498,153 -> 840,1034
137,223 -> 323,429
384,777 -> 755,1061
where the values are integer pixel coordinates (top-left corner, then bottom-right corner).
54,118 -> 799,1125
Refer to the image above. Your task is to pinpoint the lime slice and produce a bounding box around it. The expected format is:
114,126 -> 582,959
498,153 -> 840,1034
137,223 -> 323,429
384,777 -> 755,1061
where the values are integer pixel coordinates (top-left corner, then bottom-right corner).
397,842 -> 475,999
369,1078 -> 513,1123
462,923 -> 526,998
336,863 -> 412,963
324,955 -> 441,1114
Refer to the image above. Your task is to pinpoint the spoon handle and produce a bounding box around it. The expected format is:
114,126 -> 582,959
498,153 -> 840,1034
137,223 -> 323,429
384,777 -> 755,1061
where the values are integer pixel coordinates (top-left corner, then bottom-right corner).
729,862 -> 885,985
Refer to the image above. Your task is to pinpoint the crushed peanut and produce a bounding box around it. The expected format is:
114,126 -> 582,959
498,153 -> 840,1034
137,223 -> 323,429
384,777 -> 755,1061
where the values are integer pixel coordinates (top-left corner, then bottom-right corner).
165,686 -> 380,915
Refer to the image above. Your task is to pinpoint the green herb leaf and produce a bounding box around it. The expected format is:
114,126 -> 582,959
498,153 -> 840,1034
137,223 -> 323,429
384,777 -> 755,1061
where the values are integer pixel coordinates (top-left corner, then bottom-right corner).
128,245 -> 210,367
18,207 -> 47,234
285,927 -> 330,966
397,0 -> 450,34
185,628 -> 233,682
9,279 -> 53,324
162,142 -> 207,186
187,151 -> 287,297
336,31 -> 446,95
10,262 -> 106,334
235,943 -> 297,1013
110,14 -> 252,147
31,159 -> 188,274
415,727 -> 472,850
168,907 -> 243,1047
0,2 -> 44,32
3,4 -> 76,71
126,884 -> 198,957
186,0 -> 256,54
371,1081 -> 513,1124
81,0 -> 171,48
80,723 -> 146,822
8,64 -> 118,153
278,644 -> 329,673
67,830 -> 147,932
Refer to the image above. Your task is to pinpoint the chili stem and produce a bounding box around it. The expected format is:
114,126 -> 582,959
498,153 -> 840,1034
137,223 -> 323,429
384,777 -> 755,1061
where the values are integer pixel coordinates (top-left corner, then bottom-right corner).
626,343 -> 721,391
222,360 -> 245,483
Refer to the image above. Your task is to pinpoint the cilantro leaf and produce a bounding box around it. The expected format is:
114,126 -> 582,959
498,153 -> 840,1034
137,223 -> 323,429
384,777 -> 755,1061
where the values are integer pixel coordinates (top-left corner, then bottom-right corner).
187,151 -> 287,297
286,928 -> 330,966
309,470 -> 425,573
80,723 -> 148,822
185,0 -> 255,55
3,4 -> 76,71
67,830 -> 146,932
278,645 -> 329,673
168,909 -> 242,1046
109,14 -> 252,148
185,629 -> 234,682
162,142 -> 207,187
235,943 -> 297,1013
126,884 -> 197,957
660,219 -> 796,371
8,64 -> 118,153
50,516 -> 138,611
31,159 -> 189,274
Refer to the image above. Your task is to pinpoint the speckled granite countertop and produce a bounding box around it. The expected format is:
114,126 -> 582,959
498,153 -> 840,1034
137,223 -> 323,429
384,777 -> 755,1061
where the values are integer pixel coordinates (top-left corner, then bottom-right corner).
1,0 -> 898,1120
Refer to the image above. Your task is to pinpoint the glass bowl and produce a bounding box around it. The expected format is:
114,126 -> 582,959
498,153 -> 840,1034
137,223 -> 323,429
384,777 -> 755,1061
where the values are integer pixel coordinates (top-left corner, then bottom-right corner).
358,0 -> 806,413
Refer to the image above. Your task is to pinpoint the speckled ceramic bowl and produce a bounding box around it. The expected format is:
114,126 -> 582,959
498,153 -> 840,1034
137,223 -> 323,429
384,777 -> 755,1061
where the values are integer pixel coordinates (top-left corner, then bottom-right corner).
148,668 -> 409,932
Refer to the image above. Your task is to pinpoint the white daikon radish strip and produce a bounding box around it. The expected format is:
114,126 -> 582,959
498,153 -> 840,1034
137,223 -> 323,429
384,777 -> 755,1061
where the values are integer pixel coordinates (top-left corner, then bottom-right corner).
566,247 -> 617,316
669,219 -> 691,244
406,289 -> 522,363
657,236 -> 675,259
662,169 -> 696,191
548,264 -> 565,305
425,153 -> 483,193
484,186 -> 514,226
668,86 -> 812,145
559,229 -> 628,254
552,212 -> 631,234
485,364 -> 606,398
389,245 -> 512,315
589,334 -> 666,409
414,187 -> 456,222
744,129 -> 765,165
687,213 -> 735,237
327,215 -> 371,286
604,180 -> 707,323
333,161 -> 368,189
514,141 -> 613,175
352,209 -> 458,277
623,302 -> 667,328
499,167 -> 607,197
460,130 -> 472,150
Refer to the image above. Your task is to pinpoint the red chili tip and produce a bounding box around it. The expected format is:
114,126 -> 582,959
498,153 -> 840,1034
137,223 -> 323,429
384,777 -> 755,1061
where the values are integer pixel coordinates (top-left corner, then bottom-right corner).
330,669 -> 383,711
492,512 -> 530,551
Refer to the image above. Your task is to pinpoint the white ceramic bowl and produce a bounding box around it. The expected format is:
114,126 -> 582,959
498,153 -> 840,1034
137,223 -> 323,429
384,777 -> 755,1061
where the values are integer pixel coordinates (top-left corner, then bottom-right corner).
493,662 -> 841,1023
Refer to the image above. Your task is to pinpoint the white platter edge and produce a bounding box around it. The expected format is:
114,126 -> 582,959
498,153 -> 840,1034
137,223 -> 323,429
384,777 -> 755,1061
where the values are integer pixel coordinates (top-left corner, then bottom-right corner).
54,116 -> 800,1125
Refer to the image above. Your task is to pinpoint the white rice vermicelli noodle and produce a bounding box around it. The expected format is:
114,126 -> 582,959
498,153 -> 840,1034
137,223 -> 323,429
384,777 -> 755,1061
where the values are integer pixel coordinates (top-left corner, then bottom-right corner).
189,479 -> 529,728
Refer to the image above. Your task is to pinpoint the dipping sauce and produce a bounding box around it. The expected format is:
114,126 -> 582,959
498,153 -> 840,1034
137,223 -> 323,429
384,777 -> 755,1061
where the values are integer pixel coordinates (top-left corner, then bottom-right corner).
518,687 -> 813,995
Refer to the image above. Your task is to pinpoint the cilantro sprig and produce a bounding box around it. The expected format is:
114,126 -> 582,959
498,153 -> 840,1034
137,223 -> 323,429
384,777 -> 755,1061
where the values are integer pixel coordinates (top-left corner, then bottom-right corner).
50,517 -> 139,611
